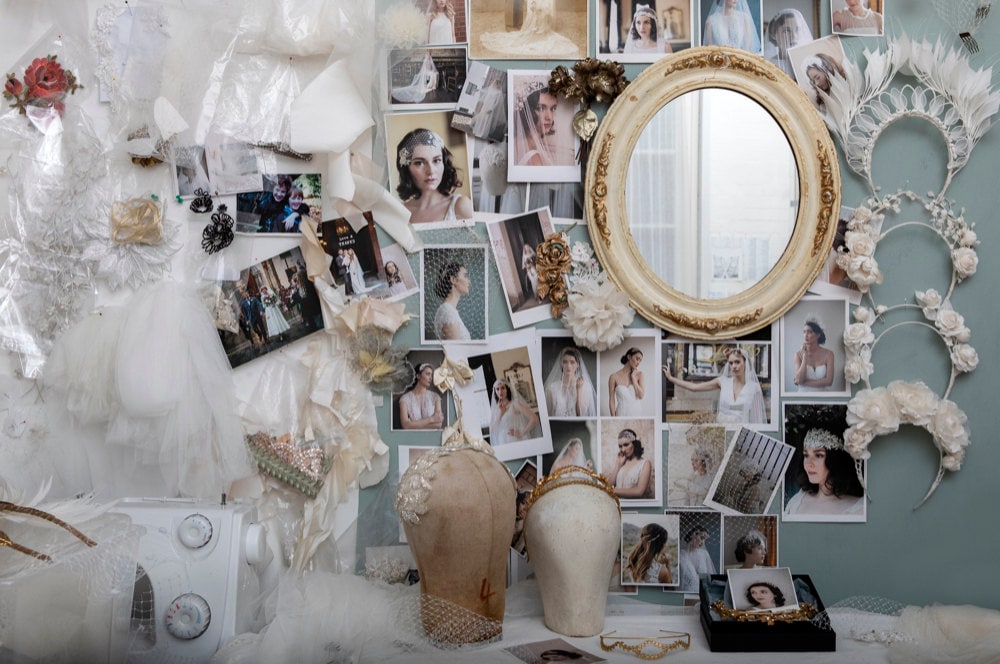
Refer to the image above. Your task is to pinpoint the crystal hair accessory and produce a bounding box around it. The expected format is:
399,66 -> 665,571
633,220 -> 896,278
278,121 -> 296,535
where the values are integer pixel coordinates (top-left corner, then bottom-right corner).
803,428 -> 843,451
599,630 -> 691,660
396,131 -> 445,168
633,3 -> 657,19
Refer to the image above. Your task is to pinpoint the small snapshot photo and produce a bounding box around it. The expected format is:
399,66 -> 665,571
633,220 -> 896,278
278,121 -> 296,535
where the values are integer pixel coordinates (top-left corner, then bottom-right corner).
173,144 -> 210,197
321,211 -> 393,299
669,510 -> 723,594
599,418 -> 661,506
470,136 -> 528,216
543,420 -> 597,476
705,427 -> 795,515
782,403 -> 866,522
219,246 -> 324,369
420,245 -> 488,344
469,0 -> 588,60
235,173 -> 322,234
540,332 -> 599,419
620,512 -> 680,586
600,332 -> 659,419
831,0 -> 884,36
377,243 -> 420,302
699,0 -> 763,53
728,566 -> 799,612
503,638 -> 604,664
453,61 -> 508,143
385,111 -> 474,226
809,204 -> 865,304
507,70 -> 580,183
392,349 -> 448,432
388,47 -> 468,110
528,181 -> 584,221
722,514 -> 778,570
666,423 -> 730,508
598,2 -> 684,62
788,35 -> 848,112
486,208 -> 556,328
419,0 -> 468,44
779,295 -> 849,397
762,1 -> 822,81
512,459 -> 538,557
204,135 -> 262,195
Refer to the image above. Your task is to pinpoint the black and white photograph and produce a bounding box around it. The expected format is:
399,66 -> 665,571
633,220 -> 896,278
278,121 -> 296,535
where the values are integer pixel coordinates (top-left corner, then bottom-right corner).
782,403 -> 866,522
420,244 -> 488,344
666,423 -> 729,508
600,332 -> 659,418
419,0 -> 468,44
504,638 -> 603,664
599,417 -> 661,506
620,512 -> 680,586
486,209 -> 556,328
452,61 -> 508,142
722,514 -> 778,570
173,144 -> 210,197
507,70 -> 580,183
235,173 -> 322,234
540,332 -> 599,419
728,566 -> 799,612
542,420 -> 597,476
387,47 -> 468,110
762,1 -> 822,80
204,134 -> 262,195
788,35 -> 848,112
809,204 -> 865,304
667,510 -> 723,594
469,0 -> 588,60
699,0 -> 763,52
528,181 -> 584,221
392,349 -> 448,432
780,295 -> 850,397
470,136 -> 529,216
321,211 -> 388,298
831,0 -> 884,36
706,427 -> 795,515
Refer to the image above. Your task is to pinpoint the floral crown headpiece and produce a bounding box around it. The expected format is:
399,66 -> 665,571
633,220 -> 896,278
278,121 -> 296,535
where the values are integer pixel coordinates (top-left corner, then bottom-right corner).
397,131 -> 445,168
618,428 -> 638,442
634,4 -> 656,19
805,315 -> 825,331
803,428 -> 843,451
516,79 -> 549,113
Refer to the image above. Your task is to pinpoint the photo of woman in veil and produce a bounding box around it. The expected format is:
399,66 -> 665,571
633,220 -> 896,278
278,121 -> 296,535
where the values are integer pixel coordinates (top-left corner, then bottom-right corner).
763,8 -> 813,78
508,72 -> 579,183
544,346 -> 597,417
662,347 -> 768,425
702,0 -> 761,53
490,379 -> 542,445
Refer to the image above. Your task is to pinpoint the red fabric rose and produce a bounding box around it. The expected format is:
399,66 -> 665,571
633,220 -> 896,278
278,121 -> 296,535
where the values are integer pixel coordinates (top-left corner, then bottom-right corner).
4,76 -> 22,97
23,57 -> 68,101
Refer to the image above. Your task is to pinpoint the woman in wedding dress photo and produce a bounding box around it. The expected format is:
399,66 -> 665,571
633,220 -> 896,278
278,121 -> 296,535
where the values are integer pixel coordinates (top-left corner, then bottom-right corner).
426,0 -> 457,44
432,262 -> 472,341
259,286 -> 290,341
662,348 -> 767,424
623,4 -> 673,55
551,437 -> 593,472
607,428 -> 653,499
678,525 -> 717,592
395,128 -> 473,224
346,249 -> 371,295
391,52 -> 440,104
544,346 -> 597,417
489,379 -> 541,445
832,0 -> 883,36
785,428 -> 865,517
804,53 -> 846,111
702,0 -> 761,53
478,0 -> 582,59
764,8 -> 812,78
608,347 -> 646,417
398,363 -> 445,430
792,317 -> 835,391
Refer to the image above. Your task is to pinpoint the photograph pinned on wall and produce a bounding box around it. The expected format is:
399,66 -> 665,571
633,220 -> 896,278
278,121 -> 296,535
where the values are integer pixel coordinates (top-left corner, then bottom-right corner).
620,512 -> 680,586
469,0 -> 588,60
779,295 -> 850,397
486,208 -> 557,328
782,402 -> 866,522
420,244 -> 488,344
542,420 -> 597,476
387,47 -> 468,110
666,510 -> 723,594
507,70 -> 581,183
172,144 -> 211,197
597,1 -> 684,62
377,242 -> 420,302
698,0 -> 763,53
787,35 -> 848,112
661,334 -> 778,430
762,1 -> 822,80
831,0 -> 884,36
392,349 -> 448,432
204,134 -> 262,195
320,211 -> 389,299
705,427 -> 795,516
504,638 -> 604,664
218,246 -> 324,369
598,417 -> 662,507
600,331 -> 659,419
235,173 -> 322,234
470,136 -> 529,217
527,181 -> 584,221
419,0 -> 469,44
666,423 -> 731,508
540,331 -> 599,419
385,110 -> 474,227
721,514 -> 778,570
808,205 -> 866,305
511,459 -> 538,557
452,61 -> 508,143
397,446 -> 436,543
728,566 -> 799,612
448,330 -> 552,462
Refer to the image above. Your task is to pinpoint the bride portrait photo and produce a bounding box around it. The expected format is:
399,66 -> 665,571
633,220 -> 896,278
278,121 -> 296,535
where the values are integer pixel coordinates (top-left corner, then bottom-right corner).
469,0 -> 588,60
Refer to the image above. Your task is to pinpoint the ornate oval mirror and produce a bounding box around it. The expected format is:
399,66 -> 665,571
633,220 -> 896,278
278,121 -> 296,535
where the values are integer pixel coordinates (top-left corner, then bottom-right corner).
587,46 -> 840,339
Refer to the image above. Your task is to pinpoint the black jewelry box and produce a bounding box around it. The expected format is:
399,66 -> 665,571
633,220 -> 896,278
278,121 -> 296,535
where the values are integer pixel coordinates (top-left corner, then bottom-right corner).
698,574 -> 836,652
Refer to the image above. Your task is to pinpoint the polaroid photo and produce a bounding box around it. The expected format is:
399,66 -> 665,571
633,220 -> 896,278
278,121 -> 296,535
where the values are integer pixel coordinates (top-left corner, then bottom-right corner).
235,173 -> 321,234
782,402 -> 866,523
377,242 -> 420,302
539,331 -> 599,420
218,246 -> 324,369
762,1 -> 823,81
728,566 -> 799,612
620,512 -> 680,586
320,211 -> 401,300
666,423 -> 731,508
172,144 -> 211,197
449,330 -> 552,462
706,427 -> 795,515
397,446 -> 437,543
204,134 -> 262,195
808,205 -> 864,304
470,136 -> 528,217
831,0 -> 884,36
507,70 -> 580,183
543,420 -> 598,477
420,244 -> 488,344
418,0 -> 468,44
486,209 -> 557,328
527,182 -> 584,221
504,638 -> 604,664
387,46 -> 468,111
599,330 -> 660,419
722,514 -> 778,570
661,334 -> 778,430
469,0 -> 588,60
453,61 -> 508,143
698,0 -> 763,53
788,35 -> 848,112
779,295 -> 850,397
596,1 -> 688,63
392,349 -> 448,432
511,459 -> 538,557
664,510 -> 723,594
598,418 -> 662,507
385,110 -> 474,227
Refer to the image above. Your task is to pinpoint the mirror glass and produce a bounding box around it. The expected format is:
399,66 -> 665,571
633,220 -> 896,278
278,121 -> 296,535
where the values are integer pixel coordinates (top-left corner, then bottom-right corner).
625,89 -> 798,299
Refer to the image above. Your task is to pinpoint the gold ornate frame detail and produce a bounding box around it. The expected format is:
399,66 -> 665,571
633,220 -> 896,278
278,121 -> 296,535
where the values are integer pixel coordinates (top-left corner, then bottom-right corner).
585,46 -> 840,340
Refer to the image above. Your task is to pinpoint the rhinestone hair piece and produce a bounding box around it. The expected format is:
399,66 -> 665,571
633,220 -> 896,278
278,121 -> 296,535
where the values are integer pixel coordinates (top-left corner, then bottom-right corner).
803,428 -> 844,451
397,131 -> 446,168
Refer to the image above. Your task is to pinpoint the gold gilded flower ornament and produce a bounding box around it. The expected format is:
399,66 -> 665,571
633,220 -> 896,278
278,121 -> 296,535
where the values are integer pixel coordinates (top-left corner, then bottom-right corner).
535,232 -> 573,317
549,58 -> 628,143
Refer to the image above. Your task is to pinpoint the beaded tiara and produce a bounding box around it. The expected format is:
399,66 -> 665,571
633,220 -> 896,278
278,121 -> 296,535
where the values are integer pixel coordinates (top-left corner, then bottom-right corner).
803,428 -> 843,450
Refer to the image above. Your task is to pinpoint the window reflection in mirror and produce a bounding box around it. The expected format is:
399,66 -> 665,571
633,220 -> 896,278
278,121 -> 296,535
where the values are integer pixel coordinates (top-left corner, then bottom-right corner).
626,89 -> 798,299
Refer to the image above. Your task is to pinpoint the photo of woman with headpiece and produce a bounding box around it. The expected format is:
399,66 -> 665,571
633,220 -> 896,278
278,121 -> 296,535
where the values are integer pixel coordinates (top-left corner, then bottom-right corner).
785,427 -> 865,517
702,0 -> 762,53
490,378 -> 542,445
678,524 -> 717,592
620,514 -> 679,585
667,423 -> 726,507
733,529 -> 768,569
544,345 -> 597,418
508,71 -> 579,183
763,8 -> 813,78
803,51 -> 846,111
550,437 -> 592,472
793,316 -> 835,390
623,4 -> 673,56
420,245 -> 487,344
394,127 -> 473,224
432,262 -> 472,341
832,0 -> 883,36
781,296 -> 848,396
607,428 -> 653,499
663,347 -> 768,424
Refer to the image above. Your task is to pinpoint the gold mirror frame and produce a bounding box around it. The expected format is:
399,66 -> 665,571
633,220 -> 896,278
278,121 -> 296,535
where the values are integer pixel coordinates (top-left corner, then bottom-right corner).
586,46 -> 840,340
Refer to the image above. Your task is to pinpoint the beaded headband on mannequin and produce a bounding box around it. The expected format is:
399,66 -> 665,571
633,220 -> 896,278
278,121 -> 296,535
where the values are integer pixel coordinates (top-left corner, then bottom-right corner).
803,428 -> 844,450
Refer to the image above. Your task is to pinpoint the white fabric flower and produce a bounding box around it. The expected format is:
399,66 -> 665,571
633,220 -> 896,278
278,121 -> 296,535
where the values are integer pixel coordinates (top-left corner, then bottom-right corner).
952,247 -> 978,279
959,229 -> 978,247
849,206 -> 873,229
951,343 -> 979,373
915,289 -> 942,319
570,241 -> 593,263
844,346 -> 874,384
843,322 -> 875,350
942,450 -> 965,471
934,307 -> 968,338
930,399 -> 970,455
562,279 -> 635,352
844,230 -> 877,257
844,255 -> 883,289
887,380 -> 938,427
847,386 -> 901,435
843,426 -> 874,461
853,306 -> 875,324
